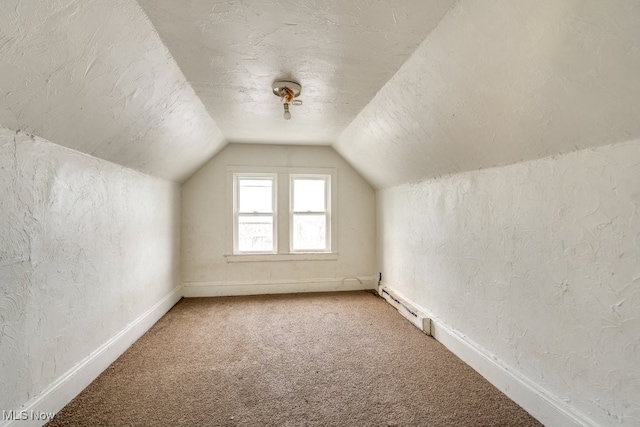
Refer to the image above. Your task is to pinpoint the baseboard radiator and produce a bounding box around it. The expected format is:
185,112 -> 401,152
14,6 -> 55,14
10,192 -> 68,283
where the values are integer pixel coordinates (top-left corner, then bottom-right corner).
379,286 -> 431,336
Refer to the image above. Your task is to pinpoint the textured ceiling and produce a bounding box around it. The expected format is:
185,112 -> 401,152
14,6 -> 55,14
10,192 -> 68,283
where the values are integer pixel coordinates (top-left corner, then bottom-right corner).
137,0 -> 455,145
335,0 -> 640,189
1,1 -> 638,187
0,0 -> 225,182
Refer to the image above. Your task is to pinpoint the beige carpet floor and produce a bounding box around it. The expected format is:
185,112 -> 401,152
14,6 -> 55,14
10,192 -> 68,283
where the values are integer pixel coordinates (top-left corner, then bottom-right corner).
48,291 -> 542,426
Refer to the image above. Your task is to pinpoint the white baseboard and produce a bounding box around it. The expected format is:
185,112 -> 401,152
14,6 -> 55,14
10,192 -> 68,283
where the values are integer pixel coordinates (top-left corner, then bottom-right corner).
379,284 -> 596,427
183,277 -> 376,297
1,286 -> 182,427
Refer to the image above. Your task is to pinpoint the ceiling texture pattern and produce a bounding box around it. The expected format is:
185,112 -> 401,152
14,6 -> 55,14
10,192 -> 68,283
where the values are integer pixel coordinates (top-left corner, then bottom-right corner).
335,0 -> 640,188
137,0 -> 455,145
1,0 -> 639,186
0,0 -> 225,182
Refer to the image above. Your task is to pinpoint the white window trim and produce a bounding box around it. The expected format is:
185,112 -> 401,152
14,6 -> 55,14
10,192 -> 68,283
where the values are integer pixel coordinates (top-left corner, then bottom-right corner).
225,165 -> 338,262
233,173 -> 277,254
225,252 -> 339,263
290,174 -> 331,253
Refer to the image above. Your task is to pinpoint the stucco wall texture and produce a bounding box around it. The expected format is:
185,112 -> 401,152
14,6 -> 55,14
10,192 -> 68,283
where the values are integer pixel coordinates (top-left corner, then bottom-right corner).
378,139 -> 640,426
0,126 -> 180,413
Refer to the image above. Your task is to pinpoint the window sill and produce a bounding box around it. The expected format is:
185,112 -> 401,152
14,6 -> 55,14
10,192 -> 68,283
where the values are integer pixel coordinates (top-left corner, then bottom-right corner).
225,253 -> 339,263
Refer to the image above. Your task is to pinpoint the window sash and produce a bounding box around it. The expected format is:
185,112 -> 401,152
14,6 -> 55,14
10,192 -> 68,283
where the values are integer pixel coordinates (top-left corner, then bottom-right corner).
290,175 -> 330,253
234,174 -> 277,254
291,212 -> 329,252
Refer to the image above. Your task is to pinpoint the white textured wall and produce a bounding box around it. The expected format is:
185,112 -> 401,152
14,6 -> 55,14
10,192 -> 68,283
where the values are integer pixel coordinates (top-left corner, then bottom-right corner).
378,140 -> 640,426
0,126 -> 180,413
182,144 -> 376,291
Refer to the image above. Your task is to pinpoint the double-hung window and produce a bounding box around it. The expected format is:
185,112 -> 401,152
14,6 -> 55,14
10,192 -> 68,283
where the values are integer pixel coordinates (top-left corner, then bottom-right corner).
230,168 -> 336,258
290,175 -> 330,252
234,174 -> 276,253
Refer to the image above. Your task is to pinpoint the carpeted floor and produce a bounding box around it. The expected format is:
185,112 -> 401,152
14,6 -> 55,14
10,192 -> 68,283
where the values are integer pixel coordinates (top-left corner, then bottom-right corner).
48,291 -> 542,426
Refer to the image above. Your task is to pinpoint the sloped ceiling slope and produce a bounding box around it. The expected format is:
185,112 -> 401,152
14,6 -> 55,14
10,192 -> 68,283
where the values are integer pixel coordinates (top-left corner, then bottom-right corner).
335,0 -> 640,189
0,0 -> 225,182
137,0 -> 455,145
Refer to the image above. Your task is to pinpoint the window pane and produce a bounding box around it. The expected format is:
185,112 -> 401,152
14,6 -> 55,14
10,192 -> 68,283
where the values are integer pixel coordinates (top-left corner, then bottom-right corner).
293,179 -> 325,212
292,214 -> 326,250
238,215 -> 274,252
239,179 -> 272,213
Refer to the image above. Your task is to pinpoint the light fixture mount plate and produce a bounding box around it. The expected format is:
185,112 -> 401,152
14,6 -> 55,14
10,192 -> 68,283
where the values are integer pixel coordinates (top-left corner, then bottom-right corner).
272,80 -> 301,97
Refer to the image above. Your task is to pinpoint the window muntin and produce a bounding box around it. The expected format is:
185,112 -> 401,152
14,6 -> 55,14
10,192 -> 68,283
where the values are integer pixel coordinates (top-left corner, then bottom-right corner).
290,175 -> 330,252
234,175 -> 276,253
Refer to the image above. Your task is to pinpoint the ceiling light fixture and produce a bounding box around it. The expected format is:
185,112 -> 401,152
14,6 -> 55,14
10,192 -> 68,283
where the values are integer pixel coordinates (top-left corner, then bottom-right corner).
272,80 -> 302,120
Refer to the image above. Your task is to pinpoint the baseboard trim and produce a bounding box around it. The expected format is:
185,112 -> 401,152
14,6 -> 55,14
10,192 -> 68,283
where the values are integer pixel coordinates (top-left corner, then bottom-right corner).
2,286 -> 182,427
182,277 -> 376,297
379,284 -> 596,427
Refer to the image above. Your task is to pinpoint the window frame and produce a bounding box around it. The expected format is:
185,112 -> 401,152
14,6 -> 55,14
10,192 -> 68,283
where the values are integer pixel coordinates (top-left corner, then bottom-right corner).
226,166 -> 338,262
233,173 -> 277,255
289,174 -> 331,253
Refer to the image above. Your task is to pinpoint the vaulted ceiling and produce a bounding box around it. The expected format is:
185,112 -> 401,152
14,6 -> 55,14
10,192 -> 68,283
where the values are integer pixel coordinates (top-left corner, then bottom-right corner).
1,0 -> 639,187
137,0 -> 454,145
0,0 -> 226,182
335,1 -> 640,188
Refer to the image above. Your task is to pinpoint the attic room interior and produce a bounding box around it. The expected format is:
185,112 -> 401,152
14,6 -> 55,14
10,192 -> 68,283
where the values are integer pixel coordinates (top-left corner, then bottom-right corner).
1,0 -> 639,426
